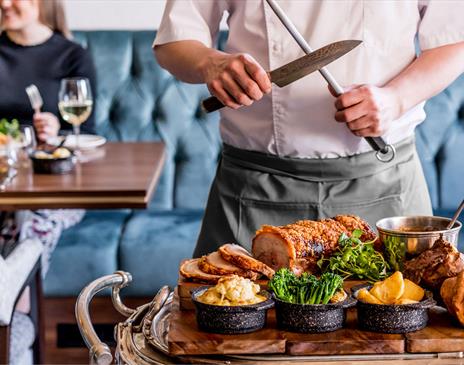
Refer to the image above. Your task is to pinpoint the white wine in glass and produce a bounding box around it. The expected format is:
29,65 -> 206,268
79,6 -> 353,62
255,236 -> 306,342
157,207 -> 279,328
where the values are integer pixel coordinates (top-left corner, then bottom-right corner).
58,78 -> 93,158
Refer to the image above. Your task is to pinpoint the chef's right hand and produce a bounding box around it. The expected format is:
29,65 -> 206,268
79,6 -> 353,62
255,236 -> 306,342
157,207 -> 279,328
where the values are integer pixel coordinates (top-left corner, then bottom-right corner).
203,53 -> 272,109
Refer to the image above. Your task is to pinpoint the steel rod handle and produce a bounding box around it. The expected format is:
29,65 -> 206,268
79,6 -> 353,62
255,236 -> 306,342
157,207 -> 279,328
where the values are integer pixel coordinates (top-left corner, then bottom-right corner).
75,271 -> 134,365
265,0 -> 395,162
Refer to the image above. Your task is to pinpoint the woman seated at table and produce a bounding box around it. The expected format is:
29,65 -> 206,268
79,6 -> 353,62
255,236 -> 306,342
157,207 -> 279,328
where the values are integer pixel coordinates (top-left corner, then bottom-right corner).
0,0 -> 96,141
0,0 -> 96,334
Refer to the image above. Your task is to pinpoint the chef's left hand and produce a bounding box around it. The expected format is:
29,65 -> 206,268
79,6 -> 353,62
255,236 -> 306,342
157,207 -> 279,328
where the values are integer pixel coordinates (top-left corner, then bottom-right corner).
330,84 -> 401,137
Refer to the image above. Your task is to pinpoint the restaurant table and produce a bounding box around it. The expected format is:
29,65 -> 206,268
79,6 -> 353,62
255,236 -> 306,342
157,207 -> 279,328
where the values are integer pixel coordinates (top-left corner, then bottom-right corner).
0,142 -> 165,210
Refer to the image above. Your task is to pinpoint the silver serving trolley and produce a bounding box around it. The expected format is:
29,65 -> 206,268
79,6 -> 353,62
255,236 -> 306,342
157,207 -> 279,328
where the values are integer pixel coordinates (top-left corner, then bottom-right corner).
76,271 -> 464,365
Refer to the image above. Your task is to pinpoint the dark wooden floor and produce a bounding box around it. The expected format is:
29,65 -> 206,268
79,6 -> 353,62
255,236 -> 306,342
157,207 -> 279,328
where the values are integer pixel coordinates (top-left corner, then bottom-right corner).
44,296 -> 148,364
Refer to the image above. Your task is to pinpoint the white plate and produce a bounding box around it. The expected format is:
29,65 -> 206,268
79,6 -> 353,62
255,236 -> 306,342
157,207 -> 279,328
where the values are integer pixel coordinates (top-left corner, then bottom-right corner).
48,134 -> 107,150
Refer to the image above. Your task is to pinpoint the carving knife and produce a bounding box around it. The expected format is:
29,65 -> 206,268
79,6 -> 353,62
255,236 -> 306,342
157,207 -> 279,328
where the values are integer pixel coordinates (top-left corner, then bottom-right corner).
201,39 -> 361,113
266,0 -> 395,162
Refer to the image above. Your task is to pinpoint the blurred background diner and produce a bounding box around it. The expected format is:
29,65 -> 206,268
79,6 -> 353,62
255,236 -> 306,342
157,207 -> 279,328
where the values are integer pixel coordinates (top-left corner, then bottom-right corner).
0,0 -> 463,364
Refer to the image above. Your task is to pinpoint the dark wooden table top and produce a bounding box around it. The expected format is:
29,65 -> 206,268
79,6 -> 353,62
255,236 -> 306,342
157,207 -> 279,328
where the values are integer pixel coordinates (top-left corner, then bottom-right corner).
0,142 -> 165,210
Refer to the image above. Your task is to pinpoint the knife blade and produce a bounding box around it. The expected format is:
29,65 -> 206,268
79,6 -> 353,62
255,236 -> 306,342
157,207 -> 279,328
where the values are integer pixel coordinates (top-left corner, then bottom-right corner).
201,39 -> 361,113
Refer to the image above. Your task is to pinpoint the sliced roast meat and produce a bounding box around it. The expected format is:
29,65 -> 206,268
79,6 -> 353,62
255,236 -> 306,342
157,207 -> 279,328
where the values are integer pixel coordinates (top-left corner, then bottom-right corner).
219,243 -> 275,278
198,251 -> 260,280
179,258 -> 224,284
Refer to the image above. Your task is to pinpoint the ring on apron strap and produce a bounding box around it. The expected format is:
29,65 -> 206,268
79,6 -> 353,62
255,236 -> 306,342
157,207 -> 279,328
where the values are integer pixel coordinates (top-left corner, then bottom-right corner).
375,144 -> 396,163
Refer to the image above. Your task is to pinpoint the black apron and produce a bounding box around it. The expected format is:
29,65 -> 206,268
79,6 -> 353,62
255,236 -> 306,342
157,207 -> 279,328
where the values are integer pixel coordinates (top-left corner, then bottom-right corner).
193,137 -> 432,257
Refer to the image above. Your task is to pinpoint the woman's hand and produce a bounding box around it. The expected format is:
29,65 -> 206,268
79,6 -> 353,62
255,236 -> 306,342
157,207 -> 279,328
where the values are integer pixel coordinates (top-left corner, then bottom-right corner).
202,52 -> 272,109
33,112 -> 60,142
330,85 -> 401,137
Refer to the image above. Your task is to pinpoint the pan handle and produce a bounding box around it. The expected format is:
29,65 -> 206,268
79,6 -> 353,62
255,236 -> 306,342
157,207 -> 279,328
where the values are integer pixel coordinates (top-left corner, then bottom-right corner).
75,271 -> 134,365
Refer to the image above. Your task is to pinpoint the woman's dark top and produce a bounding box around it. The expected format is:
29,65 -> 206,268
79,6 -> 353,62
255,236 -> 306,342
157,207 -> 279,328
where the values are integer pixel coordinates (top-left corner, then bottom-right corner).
0,31 -> 96,134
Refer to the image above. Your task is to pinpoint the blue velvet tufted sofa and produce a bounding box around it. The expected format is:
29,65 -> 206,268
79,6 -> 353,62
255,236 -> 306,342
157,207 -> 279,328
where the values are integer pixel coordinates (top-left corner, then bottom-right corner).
43,31 -> 464,299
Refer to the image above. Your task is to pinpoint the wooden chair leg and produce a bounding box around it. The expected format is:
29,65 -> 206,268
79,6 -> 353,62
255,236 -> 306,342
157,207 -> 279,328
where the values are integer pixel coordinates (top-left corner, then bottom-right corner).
0,325 -> 10,364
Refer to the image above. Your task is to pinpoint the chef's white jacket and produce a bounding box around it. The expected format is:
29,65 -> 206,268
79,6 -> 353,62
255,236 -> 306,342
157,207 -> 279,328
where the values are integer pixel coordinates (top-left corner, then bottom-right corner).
154,0 -> 464,158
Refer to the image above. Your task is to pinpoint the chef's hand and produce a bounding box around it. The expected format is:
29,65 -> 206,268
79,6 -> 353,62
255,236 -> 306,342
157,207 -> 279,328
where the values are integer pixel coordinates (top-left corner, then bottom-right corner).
33,112 -> 60,142
203,53 -> 272,109
330,84 -> 401,137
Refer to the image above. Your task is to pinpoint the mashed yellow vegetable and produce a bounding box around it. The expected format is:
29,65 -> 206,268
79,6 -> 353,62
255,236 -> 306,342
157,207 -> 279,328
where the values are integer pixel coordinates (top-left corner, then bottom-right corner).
197,275 -> 266,306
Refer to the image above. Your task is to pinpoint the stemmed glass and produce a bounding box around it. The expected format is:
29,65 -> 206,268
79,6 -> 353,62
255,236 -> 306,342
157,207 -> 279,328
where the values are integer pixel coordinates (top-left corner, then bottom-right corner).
58,78 -> 93,158
18,125 -> 37,168
0,143 -> 17,191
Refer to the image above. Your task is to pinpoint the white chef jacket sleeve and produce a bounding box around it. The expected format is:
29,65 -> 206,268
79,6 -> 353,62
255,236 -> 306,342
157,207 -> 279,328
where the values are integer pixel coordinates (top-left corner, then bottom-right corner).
153,0 -> 227,48
418,0 -> 464,50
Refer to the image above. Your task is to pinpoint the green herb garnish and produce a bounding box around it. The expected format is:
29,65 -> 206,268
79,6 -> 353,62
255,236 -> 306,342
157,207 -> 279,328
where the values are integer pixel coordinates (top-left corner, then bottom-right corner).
317,229 -> 388,282
0,119 -> 20,139
268,268 -> 343,305
383,236 -> 406,272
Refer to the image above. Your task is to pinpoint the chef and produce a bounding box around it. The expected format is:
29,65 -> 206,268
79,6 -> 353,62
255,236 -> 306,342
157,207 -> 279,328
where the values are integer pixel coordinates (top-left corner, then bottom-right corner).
153,1 -> 464,257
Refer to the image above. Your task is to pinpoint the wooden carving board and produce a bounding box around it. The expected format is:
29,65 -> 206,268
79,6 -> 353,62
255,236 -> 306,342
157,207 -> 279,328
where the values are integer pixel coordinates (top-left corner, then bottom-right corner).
168,293 -> 404,356
406,306 -> 464,353
168,292 -> 286,356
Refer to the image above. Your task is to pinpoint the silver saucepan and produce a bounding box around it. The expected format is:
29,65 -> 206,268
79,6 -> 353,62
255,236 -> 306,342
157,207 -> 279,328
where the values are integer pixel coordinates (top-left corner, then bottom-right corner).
376,216 -> 462,256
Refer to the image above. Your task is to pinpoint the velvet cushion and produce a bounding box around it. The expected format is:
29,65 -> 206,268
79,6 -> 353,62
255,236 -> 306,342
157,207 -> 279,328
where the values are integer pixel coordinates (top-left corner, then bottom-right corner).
417,74 -> 464,211
44,210 -> 130,296
73,31 -> 221,211
119,209 -> 203,296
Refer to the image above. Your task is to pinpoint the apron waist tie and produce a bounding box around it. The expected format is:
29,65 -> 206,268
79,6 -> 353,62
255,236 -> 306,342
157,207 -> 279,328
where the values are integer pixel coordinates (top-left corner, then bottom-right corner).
222,137 -> 415,182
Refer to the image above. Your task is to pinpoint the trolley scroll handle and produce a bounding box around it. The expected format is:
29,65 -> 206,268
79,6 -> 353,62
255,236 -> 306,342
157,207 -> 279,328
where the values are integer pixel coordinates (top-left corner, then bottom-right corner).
75,271 -> 168,365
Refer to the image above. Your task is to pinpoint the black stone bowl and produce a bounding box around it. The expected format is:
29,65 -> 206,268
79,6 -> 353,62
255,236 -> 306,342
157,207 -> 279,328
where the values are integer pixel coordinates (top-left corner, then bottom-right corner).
352,284 -> 436,334
191,286 -> 274,334
273,294 -> 356,333
30,154 -> 76,174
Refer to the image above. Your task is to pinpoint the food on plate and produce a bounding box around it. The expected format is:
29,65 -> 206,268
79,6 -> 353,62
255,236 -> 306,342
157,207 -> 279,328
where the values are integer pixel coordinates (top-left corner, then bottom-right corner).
0,119 -> 20,142
317,229 -> 389,282
198,251 -> 259,280
33,147 -> 71,159
180,258 -> 224,284
403,237 -> 464,290
252,215 -> 377,275
402,278 -> 426,302
268,268 -> 346,305
441,271 -> 464,326
357,288 -> 383,305
219,243 -> 274,278
383,235 -> 406,272
180,244 -> 273,284
399,226 -> 441,232
369,271 -> 405,304
197,275 -> 266,306
357,271 -> 425,305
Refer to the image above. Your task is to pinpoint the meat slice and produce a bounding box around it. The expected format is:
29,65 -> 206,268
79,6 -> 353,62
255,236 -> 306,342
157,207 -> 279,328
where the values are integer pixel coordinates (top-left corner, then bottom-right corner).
252,215 -> 376,274
219,244 -> 275,278
198,251 -> 260,280
403,237 -> 464,290
179,258 -> 224,284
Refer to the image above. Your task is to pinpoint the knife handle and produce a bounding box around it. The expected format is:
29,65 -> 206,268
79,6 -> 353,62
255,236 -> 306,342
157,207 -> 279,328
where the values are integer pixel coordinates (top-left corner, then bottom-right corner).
201,96 -> 224,113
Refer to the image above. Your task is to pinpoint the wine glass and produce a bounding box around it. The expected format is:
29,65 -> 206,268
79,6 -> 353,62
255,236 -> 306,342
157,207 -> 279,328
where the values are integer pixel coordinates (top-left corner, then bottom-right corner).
0,143 -> 17,191
58,78 -> 93,158
18,125 -> 37,168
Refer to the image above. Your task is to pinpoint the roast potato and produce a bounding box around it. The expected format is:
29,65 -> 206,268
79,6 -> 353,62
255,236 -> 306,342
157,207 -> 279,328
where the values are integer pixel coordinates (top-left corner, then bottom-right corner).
370,271 -> 405,304
357,271 -> 425,306
358,288 -> 383,305
402,279 -> 425,302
